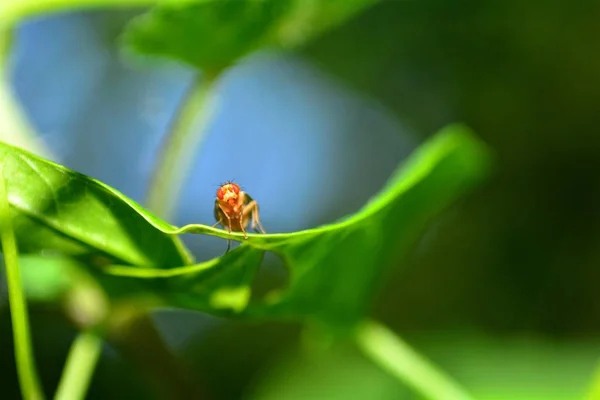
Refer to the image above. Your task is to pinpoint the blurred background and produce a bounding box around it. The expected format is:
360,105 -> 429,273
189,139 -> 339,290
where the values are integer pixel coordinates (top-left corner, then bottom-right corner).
1,1 -> 600,399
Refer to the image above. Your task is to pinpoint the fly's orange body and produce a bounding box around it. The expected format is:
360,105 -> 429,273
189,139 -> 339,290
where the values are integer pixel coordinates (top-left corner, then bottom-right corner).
213,182 -> 265,252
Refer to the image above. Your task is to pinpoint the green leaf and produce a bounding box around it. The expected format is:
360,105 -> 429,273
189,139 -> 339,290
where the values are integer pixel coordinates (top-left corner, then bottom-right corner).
1,124 -> 490,330
105,124 -> 492,328
122,0 -> 379,71
0,141 -> 192,267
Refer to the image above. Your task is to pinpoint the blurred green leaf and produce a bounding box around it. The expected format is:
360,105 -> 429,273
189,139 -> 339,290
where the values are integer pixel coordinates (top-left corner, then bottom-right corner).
0,141 -> 192,267
412,333 -> 600,400
0,124 -> 490,329
0,0 -> 158,28
252,333 -> 600,400
16,254 -> 111,329
17,255 -> 75,301
122,0 -> 379,71
251,344 -> 411,400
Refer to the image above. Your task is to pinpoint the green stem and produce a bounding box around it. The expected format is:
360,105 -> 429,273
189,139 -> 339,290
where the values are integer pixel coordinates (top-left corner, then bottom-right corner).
54,331 -> 103,400
146,72 -> 221,220
355,320 -> 474,400
52,258 -> 110,400
0,164 -> 45,400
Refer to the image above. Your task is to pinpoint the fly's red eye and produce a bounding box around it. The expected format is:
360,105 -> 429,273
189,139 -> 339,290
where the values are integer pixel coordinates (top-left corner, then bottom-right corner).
231,184 -> 240,194
216,188 -> 224,200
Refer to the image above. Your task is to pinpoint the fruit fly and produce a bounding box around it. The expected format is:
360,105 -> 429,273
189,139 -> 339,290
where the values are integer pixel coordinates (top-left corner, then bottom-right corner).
213,181 -> 266,252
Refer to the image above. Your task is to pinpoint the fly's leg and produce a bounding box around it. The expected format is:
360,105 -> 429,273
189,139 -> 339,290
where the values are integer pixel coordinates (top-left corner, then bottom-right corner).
218,205 -> 234,253
213,216 -> 232,253
225,216 -> 232,252
243,200 -> 266,234
238,210 -> 248,239
253,209 -> 266,234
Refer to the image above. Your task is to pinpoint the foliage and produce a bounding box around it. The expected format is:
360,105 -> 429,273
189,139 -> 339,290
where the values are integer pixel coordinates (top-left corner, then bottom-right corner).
1,125 -> 489,329
123,0 -> 379,71
2,0 -> 598,399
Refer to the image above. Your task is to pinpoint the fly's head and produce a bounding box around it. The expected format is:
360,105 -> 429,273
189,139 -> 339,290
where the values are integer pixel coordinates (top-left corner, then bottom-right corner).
216,182 -> 241,209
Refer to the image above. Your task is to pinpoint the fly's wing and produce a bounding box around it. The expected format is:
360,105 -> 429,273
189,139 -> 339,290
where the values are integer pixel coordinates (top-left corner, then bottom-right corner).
243,192 -> 255,206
